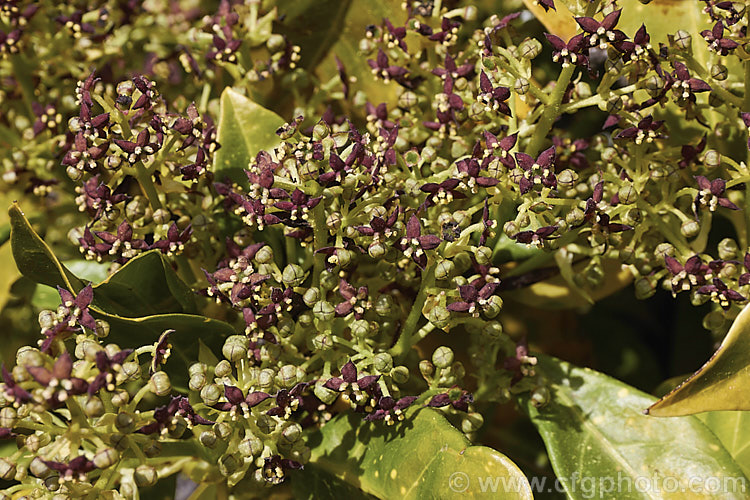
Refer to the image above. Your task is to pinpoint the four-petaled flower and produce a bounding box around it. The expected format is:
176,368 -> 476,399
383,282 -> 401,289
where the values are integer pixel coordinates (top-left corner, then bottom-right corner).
512,226 -> 558,247
212,384 -> 271,419
615,115 -> 664,145
693,175 -> 739,215
27,352 -> 88,408
364,395 -> 418,424
41,285 -> 98,352
664,255 -> 710,295
139,395 -> 214,434
478,71 -> 511,116
575,10 -> 626,50
335,279 -> 371,319
514,146 -> 557,194
367,49 -> 409,84
545,33 -> 588,67
697,278 -> 746,310
88,349 -> 134,395
447,282 -> 499,315
427,388 -> 474,412
395,214 -> 442,269
324,361 -> 380,407
42,456 -> 95,482
701,21 -> 738,55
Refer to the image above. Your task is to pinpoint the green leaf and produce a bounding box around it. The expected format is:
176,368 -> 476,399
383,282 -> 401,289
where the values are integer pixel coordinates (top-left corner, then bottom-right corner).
275,0 -> 352,70
699,411 -> 750,479
315,0 -> 402,107
647,303 -> 750,416
523,355 -> 748,499
305,408 -> 532,499
92,250 -> 196,316
9,202 -> 82,292
213,88 -> 285,186
64,260 -> 110,284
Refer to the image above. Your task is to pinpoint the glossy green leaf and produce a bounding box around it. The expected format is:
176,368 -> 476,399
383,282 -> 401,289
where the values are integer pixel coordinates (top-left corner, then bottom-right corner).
92,250 -> 196,316
315,0 -> 403,108
523,355 -> 748,499
64,260 -> 111,284
8,203 -> 236,389
213,87 -> 285,186
306,408 -> 532,499
647,303 -> 750,416
699,412 -> 750,479
9,202 -> 82,292
275,0 -> 352,70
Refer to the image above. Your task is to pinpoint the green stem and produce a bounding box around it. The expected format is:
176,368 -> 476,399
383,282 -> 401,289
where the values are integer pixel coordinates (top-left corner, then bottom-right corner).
526,64 -> 575,157
311,190 -> 327,286
132,161 -> 163,210
391,264 -> 436,360
745,61 -> 750,111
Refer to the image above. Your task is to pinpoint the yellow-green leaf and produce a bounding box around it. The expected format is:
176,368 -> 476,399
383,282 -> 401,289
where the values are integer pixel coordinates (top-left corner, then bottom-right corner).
213,87 -> 285,186
305,408 -> 532,499
524,355 -> 748,499
647,303 -> 750,416
699,411 -> 750,478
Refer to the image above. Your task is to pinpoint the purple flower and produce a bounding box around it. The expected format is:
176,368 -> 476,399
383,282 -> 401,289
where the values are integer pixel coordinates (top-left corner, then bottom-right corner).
701,21 -> 738,55
26,352 -> 88,408
114,128 -> 160,165
512,226 -> 558,247
324,361 -> 380,407
1,365 -> 32,404
382,18 -> 408,52
395,215 -> 442,269
693,175 -> 739,214
151,329 -> 173,373
615,115 -> 664,144
432,54 -> 474,80
420,178 -> 465,208
62,132 -> 109,173
207,25 -> 242,63
427,388 -> 473,412
43,456 -> 95,482
364,395 -> 418,424
139,395 -> 213,434
447,282 -> 499,315
478,71 -> 511,117
697,278 -> 746,310
88,349 -> 134,395
670,62 -> 711,102
40,285 -> 98,352
262,455 -> 303,484
74,175 -> 127,221
367,49 -> 409,84
213,384 -> 271,415
575,10 -> 626,50
334,279 -> 371,319
545,33 -> 588,67
267,383 -> 308,418
614,24 -> 652,61
514,146 -> 557,194
151,222 -> 192,255
665,255 -> 710,294
427,17 -> 461,45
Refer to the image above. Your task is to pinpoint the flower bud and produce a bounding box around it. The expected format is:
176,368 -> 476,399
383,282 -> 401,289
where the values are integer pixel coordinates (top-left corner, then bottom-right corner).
474,246 -> 492,266
200,430 -> 217,448
30,457 -> 51,478
25,433 -> 50,453
0,408 -> 15,429
0,458 -> 15,480
38,310 -> 56,330
435,260 -> 455,281
514,77 -> 530,95
256,414 -> 276,434
143,440 -> 162,458
219,453 -> 240,476
115,412 -> 136,433
168,416 -> 188,438
313,301 -> 335,322
84,397 -> 105,418
282,264 -> 306,287
189,372 -> 208,392
222,335 -> 249,363
718,238 -> 739,260
120,361 -> 141,382
111,389 -> 130,407
149,371 -> 171,396
313,120 -> 330,141
391,366 -> 410,384
134,465 -> 158,487
565,208 -> 585,226
303,287 -> 320,307
605,95 -> 623,114
110,433 -> 129,451
201,384 -> 222,406
276,365 -> 298,388
483,321 -> 503,339
93,448 -> 119,469
520,38 -> 542,59
258,368 -> 275,390
428,305 -> 450,329
531,386 -> 550,408
189,362 -> 207,376
350,319 -> 371,339
634,276 -> 657,300
255,245 -> 274,264
432,346 -> 454,368
703,149 -> 721,169
374,294 -> 394,316
672,30 -> 692,50
710,64 -> 728,81
617,184 -> 637,205
373,352 -> 393,372
281,422 -> 303,444
680,220 -> 700,238
419,360 -> 434,379
239,434 -> 264,457
703,310 -> 726,331
312,333 -> 333,351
